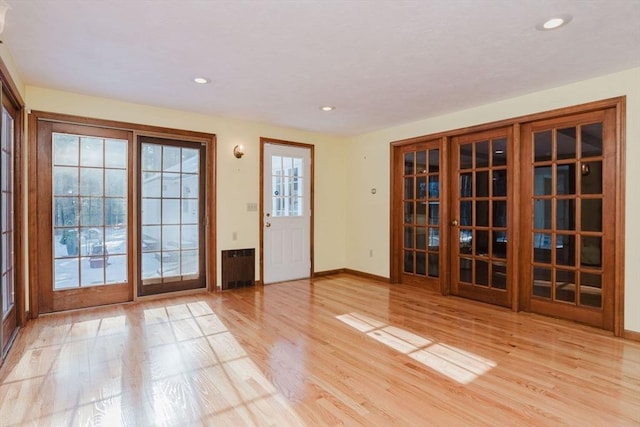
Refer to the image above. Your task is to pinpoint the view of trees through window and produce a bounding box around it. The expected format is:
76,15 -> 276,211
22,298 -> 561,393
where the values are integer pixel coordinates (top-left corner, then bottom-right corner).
52,133 -> 128,289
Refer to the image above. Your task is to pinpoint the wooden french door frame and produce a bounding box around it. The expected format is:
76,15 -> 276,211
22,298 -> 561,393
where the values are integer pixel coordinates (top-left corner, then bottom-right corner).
390,97 -> 625,336
259,137 -> 314,285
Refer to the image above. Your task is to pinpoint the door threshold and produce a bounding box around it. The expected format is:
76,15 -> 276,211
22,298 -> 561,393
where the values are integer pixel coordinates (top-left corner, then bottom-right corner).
135,287 -> 209,302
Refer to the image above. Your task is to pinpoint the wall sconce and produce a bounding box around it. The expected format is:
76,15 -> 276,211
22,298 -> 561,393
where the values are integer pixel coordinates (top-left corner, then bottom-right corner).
233,144 -> 245,159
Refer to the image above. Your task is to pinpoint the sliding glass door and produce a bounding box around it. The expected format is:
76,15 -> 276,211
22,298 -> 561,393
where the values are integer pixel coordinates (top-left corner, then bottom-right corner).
138,136 -> 206,296
35,123 -> 211,312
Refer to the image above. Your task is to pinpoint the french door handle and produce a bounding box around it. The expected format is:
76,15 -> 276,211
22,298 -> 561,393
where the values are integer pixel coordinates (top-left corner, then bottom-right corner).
450,219 -> 459,226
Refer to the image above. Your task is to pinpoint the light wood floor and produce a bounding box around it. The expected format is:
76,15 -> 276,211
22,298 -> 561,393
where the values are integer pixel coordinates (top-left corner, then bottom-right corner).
1,274 -> 639,426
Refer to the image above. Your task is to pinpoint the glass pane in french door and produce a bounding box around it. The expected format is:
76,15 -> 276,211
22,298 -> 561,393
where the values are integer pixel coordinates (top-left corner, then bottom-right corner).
52,133 -> 128,288
140,140 -> 204,291
403,146 -> 440,279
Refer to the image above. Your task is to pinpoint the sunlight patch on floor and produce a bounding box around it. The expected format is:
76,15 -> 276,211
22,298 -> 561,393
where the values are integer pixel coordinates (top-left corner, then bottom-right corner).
0,303 -> 305,427
141,304 -> 305,426
336,312 -> 496,385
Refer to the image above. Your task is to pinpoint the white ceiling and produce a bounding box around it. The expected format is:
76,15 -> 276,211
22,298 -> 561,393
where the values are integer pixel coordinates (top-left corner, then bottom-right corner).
3,0 -> 640,136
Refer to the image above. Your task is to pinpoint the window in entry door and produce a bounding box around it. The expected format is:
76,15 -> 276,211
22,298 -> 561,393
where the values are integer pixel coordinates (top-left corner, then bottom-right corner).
271,156 -> 304,217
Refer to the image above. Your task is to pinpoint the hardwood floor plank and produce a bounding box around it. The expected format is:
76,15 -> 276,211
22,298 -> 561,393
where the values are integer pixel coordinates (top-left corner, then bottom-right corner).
1,273 -> 639,426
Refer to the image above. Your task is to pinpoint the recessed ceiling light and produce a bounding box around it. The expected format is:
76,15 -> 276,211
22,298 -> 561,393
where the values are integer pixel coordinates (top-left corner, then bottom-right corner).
320,106 -> 335,112
537,15 -> 572,31
193,77 -> 210,84
544,18 -> 565,29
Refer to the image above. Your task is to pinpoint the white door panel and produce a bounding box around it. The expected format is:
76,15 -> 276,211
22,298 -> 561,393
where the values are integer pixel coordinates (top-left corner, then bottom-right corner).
263,143 -> 311,284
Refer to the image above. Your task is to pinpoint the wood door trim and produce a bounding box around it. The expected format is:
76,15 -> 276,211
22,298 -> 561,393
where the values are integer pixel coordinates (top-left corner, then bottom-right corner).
510,123 -> 521,311
390,97 -> 625,146
391,139 -> 403,284
259,137 -> 315,286
27,112 -> 40,317
52,284 -> 131,312
206,134 -> 217,293
31,119 -> 53,314
613,101 -> 626,337
438,136 -> 450,295
29,111 -> 215,141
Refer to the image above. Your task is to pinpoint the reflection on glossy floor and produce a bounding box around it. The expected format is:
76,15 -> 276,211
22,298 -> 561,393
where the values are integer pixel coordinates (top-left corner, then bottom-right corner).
1,274 -> 639,426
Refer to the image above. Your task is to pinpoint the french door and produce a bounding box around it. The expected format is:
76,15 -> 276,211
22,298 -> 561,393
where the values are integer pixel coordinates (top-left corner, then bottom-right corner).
1,96 -> 18,357
450,128 -> 514,307
261,141 -> 312,284
521,109 -> 616,330
138,136 -> 206,296
396,139 -> 442,288
35,122 -> 134,313
391,100 -> 622,331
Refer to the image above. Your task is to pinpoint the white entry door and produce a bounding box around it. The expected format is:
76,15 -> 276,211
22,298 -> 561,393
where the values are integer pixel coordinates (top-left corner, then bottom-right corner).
263,143 -> 311,284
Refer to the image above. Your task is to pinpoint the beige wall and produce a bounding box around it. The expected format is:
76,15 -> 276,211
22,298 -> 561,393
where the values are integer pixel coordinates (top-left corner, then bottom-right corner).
346,67 -> 640,333
24,86 -> 349,289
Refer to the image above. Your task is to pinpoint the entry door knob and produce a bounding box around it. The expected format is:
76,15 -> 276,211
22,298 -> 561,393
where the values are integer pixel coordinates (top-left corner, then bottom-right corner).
265,222 -> 271,228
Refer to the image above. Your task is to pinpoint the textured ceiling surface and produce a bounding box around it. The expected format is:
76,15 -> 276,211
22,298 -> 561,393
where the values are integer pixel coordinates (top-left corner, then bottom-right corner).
4,0 -> 640,135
